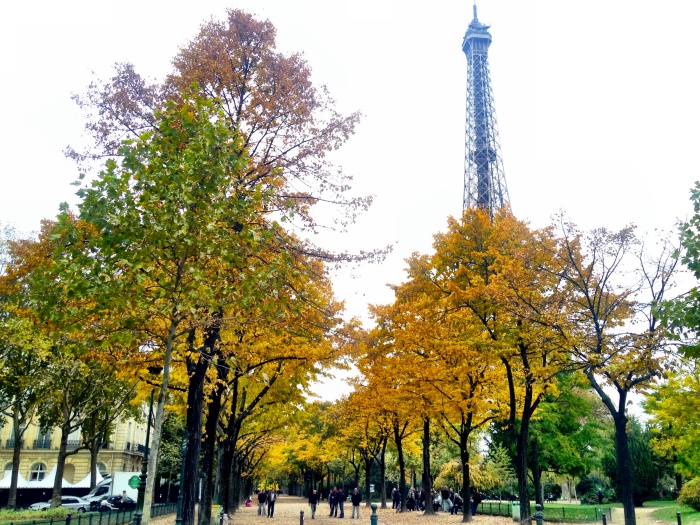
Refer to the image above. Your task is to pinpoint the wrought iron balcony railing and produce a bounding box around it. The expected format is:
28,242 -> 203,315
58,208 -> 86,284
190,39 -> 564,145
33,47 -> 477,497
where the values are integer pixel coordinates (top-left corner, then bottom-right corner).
33,438 -> 52,449
5,439 -> 24,449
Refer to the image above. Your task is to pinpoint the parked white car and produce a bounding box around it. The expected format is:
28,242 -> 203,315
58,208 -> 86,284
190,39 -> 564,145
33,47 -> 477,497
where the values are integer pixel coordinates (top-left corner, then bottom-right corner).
30,496 -> 91,512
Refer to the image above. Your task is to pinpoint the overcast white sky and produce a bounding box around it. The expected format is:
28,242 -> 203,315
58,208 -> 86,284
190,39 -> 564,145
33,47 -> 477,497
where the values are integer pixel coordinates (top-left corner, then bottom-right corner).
2,1 -> 700,397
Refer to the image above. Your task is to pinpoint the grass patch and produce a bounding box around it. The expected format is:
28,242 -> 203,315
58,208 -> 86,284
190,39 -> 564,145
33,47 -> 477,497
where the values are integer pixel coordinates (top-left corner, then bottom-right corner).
651,503 -> 700,525
644,500 -> 679,508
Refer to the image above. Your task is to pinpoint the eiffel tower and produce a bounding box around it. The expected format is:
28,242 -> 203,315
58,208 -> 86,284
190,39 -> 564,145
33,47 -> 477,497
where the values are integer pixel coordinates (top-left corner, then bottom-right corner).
462,4 -> 509,212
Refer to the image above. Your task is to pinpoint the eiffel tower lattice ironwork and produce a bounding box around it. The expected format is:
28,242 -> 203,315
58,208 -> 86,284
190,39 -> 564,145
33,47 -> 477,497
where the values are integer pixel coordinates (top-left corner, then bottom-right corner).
462,4 -> 509,212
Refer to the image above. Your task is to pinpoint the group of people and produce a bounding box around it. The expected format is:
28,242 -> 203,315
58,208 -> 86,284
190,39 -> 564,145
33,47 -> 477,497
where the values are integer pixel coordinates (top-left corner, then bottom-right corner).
389,485 -> 483,515
255,489 -> 278,518
311,487 -> 362,519
438,486 -> 485,515
252,485 -> 484,518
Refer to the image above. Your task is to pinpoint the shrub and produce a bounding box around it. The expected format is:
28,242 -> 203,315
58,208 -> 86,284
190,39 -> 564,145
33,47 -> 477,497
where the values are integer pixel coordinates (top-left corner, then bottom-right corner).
576,474 -> 610,502
544,482 -> 562,501
679,478 -> 700,511
0,507 -> 70,524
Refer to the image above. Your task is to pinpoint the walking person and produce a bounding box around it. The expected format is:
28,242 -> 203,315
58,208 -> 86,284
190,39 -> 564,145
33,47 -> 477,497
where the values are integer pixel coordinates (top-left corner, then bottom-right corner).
392,488 -> 400,510
309,489 -> 321,519
267,489 -> 277,518
350,488 -> 362,519
338,488 -> 346,518
257,490 -> 267,516
330,487 -> 338,517
470,487 -> 484,516
451,493 -> 463,515
441,487 -> 451,512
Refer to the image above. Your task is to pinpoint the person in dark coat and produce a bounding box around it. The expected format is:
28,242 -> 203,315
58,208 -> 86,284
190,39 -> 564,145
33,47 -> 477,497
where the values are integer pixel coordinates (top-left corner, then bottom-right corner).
392,488 -> 401,509
267,489 -> 277,518
257,490 -> 267,516
330,487 -> 338,517
308,489 -> 321,519
338,488 -> 346,518
350,488 -> 362,519
470,487 -> 484,515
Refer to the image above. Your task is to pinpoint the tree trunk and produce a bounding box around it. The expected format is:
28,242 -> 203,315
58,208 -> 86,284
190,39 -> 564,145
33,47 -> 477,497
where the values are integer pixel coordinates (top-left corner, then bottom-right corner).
502,351 -> 540,523
215,445 -> 226,511
219,441 -> 232,514
531,439 -> 543,507
461,449 -> 472,523
220,423 -> 242,514
584,369 -> 637,525
515,427 -> 530,522
364,457 -> 373,507
183,318 -> 220,525
422,418 -> 435,516
198,353 -> 227,525
393,420 -> 407,513
142,318 -> 180,525
89,439 -> 100,489
379,442 -> 387,509
51,423 -> 70,506
182,360 -> 206,525
7,411 -> 22,510
614,413 -> 636,525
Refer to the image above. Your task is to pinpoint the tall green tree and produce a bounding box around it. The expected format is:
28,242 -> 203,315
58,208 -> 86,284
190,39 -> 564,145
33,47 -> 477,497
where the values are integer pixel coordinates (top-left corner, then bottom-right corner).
660,181 -> 700,358
68,11 -> 384,523
644,364 -> 700,482
550,219 -> 678,525
526,376 -> 608,506
39,357 -> 135,506
38,94 -> 290,524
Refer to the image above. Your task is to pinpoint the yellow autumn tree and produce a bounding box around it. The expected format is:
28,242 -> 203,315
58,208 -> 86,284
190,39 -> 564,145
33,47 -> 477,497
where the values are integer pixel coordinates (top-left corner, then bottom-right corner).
422,208 -> 577,521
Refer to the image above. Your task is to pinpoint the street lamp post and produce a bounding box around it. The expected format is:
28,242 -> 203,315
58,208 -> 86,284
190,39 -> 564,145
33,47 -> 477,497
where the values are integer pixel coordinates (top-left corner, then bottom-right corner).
131,366 -> 162,525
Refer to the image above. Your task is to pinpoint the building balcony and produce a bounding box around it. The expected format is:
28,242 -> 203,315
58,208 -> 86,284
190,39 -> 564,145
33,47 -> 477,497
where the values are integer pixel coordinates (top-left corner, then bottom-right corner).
66,440 -> 80,450
4,439 -> 24,449
33,439 -> 52,449
124,442 -> 144,454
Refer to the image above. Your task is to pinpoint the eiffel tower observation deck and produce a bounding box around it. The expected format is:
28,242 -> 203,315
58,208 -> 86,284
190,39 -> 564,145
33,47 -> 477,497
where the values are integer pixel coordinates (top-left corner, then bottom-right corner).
462,4 -> 509,212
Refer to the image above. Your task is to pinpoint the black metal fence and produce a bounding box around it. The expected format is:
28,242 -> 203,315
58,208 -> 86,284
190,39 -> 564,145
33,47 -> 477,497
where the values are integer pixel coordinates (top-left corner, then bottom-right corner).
2,503 -> 177,525
476,501 -> 613,522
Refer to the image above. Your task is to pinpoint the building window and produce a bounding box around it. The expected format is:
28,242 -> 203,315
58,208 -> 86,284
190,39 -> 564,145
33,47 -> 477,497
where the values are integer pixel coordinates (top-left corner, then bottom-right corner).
7,424 -> 26,449
29,462 -> 47,481
35,429 -> 51,449
67,427 -> 81,450
97,462 -> 108,476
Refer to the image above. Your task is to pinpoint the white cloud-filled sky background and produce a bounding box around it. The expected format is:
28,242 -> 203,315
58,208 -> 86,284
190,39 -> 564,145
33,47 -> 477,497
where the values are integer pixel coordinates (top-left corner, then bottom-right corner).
2,1 -> 700,398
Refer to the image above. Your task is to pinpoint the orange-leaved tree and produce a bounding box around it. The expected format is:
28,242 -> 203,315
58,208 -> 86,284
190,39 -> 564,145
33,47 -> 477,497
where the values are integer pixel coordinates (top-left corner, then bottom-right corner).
70,9 -> 369,235
362,309 -> 424,512
370,252 -> 504,520
426,209 -> 576,521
